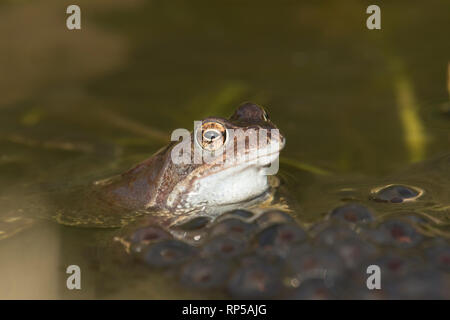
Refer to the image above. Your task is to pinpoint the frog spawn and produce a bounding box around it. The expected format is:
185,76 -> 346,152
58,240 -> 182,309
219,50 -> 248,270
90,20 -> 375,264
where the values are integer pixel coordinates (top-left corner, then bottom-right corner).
123,201 -> 450,299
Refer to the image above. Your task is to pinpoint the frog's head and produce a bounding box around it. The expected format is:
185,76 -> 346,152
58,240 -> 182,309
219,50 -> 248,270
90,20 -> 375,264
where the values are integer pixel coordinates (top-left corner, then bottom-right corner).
102,102 -> 285,215
194,102 -> 284,166
165,102 -> 285,212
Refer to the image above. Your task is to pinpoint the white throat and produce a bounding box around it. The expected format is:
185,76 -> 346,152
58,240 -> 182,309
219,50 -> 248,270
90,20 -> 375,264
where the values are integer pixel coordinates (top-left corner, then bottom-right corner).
167,163 -> 271,211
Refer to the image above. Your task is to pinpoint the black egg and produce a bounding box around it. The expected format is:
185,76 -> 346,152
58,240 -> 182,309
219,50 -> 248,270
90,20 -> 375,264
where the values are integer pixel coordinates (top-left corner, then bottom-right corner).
366,219 -> 423,248
217,209 -> 254,221
255,223 -> 307,257
286,247 -> 344,284
329,203 -> 374,223
255,210 -> 295,228
227,261 -> 282,299
426,242 -> 450,272
144,240 -> 197,268
290,278 -> 336,300
180,259 -> 230,289
385,268 -> 448,299
313,223 -> 360,246
130,226 -> 171,243
202,235 -> 247,260
173,216 -> 211,231
331,238 -> 377,269
209,218 -> 256,239
370,254 -> 420,279
371,184 -> 422,203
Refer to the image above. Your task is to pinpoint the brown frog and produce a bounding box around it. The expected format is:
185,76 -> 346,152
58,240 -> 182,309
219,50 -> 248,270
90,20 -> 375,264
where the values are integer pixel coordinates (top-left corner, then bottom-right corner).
92,102 -> 286,224
0,102 -> 285,232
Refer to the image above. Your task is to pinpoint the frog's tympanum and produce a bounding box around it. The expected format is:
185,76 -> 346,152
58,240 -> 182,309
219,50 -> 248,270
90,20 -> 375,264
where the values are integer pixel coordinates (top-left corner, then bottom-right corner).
94,102 -> 285,223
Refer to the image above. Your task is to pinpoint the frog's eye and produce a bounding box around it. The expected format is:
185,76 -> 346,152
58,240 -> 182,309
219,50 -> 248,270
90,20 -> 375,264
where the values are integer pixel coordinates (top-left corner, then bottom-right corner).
197,121 -> 227,151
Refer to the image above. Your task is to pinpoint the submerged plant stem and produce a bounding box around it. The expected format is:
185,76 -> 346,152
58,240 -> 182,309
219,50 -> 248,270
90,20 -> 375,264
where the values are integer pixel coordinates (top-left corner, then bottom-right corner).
394,68 -> 426,163
280,157 -> 331,176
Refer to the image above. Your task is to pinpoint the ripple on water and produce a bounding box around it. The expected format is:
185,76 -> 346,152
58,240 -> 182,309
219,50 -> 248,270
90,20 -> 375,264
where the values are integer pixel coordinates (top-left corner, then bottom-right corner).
370,184 -> 424,203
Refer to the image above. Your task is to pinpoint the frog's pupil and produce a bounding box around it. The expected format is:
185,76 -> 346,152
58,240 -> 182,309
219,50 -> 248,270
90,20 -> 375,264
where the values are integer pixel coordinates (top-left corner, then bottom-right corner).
204,130 -> 218,141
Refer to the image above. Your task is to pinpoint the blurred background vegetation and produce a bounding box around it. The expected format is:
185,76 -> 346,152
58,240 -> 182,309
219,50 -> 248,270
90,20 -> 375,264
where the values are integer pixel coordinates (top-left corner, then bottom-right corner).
1,0 -> 449,180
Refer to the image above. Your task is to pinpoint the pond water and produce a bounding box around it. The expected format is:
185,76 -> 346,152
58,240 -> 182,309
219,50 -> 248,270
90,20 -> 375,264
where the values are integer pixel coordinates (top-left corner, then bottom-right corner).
0,0 -> 449,299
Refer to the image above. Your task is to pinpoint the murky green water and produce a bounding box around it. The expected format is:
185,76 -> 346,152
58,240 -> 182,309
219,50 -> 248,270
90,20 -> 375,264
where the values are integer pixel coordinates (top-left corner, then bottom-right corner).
0,0 -> 449,299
